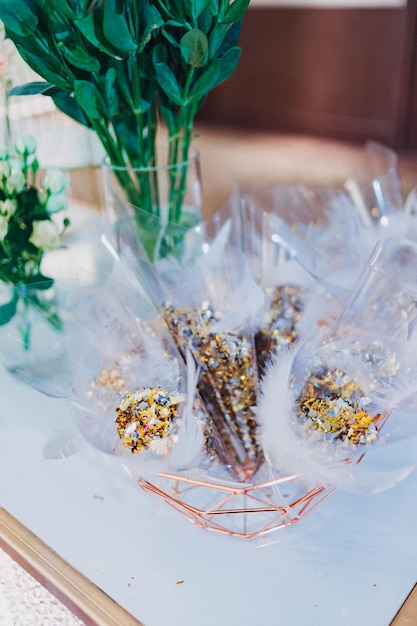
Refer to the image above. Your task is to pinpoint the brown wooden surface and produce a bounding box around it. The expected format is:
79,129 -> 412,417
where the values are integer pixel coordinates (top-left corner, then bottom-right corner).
391,584 -> 417,625
0,507 -> 142,626
198,5 -> 417,149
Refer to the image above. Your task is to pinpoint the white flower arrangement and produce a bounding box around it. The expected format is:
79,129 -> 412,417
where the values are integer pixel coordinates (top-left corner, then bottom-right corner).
0,133 -> 70,340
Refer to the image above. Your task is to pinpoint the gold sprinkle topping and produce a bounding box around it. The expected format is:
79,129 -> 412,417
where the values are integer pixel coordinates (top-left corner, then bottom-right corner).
297,368 -> 380,445
255,284 -> 305,376
164,302 -> 261,478
115,386 -> 185,455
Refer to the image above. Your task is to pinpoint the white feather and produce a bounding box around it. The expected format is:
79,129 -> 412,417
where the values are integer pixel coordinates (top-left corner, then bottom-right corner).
257,348 -> 414,494
209,265 -> 265,333
166,349 -> 205,470
43,417 -> 85,460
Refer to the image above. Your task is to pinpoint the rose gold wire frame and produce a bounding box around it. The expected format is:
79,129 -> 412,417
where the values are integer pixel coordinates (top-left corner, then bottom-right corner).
137,471 -> 338,540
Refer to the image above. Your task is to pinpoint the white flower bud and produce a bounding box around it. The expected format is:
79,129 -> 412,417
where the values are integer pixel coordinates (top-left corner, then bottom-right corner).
0,215 -> 8,240
0,160 -> 10,179
42,168 -> 68,195
45,191 -> 67,214
0,199 -> 16,217
29,220 -> 62,251
6,169 -> 25,194
14,134 -> 37,156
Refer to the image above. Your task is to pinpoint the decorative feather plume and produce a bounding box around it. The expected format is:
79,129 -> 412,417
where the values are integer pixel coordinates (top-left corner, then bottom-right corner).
257,347 -> 415,495
43,417 -> 85,460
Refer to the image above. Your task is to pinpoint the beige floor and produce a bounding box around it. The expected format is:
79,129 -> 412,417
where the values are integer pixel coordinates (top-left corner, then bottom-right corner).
193,125 -> 417,214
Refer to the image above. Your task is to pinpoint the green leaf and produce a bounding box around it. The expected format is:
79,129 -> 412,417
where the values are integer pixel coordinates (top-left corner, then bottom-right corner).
161,26 -> 180,49
197,7 -> 212,34
217,20 -> 242,55
208,23 -> 228,58
180,29 -> 208,68
189,59 -> 220,101
12,37 -> 75,90
155,62 -> 183,106
220,0 -> 250,24
138,1 -> 164,52
75,0 -> 94,17
74,80 -> 101,119
9,81 -> 52,97
206,0 -> 218,16
26,274 -> 54,290
57,42 -> 101,72
75,13 -> 112,55
103,0 -> 137,57
50,0 -> 77,19
0,0 -> 38,36
159,100 -> 179,135
104,67 -> 119,116
51,91 -> 90,127
0,288 -> 18,326
153,42 -> 168,65
184,0 -> 208,22
217,45 -> 241,84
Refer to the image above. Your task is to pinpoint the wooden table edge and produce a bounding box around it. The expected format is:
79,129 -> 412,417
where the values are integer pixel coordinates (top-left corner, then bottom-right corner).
0,507 -> 143,626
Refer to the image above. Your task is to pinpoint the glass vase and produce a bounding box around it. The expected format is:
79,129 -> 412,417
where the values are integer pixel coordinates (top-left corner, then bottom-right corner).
102,145 -> 203,263
0,282 -> 66,390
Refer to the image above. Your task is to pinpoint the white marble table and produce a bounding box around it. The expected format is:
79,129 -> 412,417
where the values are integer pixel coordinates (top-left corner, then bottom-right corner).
1,365 -> 417,626
0,206 -> 417,625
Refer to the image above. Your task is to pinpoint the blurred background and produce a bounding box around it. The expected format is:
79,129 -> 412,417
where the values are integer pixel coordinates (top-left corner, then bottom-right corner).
197,0 -> 415,150
1,0 -> 417,213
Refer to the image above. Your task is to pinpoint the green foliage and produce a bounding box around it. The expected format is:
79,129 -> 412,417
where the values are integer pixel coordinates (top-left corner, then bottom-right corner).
0,135 -> 70,337
0,0 -> 249,258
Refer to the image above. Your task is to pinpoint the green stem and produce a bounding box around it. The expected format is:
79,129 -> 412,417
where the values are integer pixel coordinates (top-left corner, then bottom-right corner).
92,118 -> 141,208
167,68 -> 195,223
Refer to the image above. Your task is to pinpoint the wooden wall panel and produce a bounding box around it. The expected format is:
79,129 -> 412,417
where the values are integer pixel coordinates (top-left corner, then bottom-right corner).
198,6 -> 416,148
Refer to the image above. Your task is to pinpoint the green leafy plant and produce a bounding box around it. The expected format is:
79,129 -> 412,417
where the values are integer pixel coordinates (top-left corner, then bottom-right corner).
0,0 -> 250,258
0,134 -> 70,348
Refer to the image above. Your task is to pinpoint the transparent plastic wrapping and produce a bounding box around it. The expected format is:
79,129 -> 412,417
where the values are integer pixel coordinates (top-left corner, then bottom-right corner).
115,206 -> 265,481
239,189 -> 342,376
242,183 -> 364,299
161,245 -> 265,480
0,280 -> 67,392
66,266 -> 205,478
259,236 -> 417,494
9,142 -> 417,538
344,141 -> 404,227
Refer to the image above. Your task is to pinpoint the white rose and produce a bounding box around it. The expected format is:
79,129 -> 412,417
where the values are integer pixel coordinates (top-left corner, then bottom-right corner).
42,168 -> 68,195
0,160 -> 10,180
0,199 -> 16,216
0,214 -> 8,240
45,191 -> 67,213
6,169 -> 25,194
29,220 -> 62,251
14,134 -> 37,156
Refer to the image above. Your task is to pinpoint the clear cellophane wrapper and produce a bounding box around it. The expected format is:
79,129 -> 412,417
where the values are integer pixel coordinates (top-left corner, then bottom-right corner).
236,186 -> 343,375
259,235 -> 417,494
17,141 -> 417,538
243,141 -> 417,305
62,259 -> 205,480
115,206 -> 266,482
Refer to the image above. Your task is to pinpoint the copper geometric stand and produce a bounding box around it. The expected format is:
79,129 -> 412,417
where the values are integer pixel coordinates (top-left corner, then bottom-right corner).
138,469 -> 337,540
